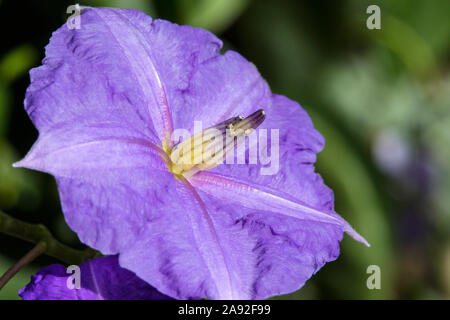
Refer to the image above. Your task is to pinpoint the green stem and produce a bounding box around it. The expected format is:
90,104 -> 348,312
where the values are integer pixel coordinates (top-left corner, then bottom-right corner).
0,210 -> 97,265
0,241 -> 46,290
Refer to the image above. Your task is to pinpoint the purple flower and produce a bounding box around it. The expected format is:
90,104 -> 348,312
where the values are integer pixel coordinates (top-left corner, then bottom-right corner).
19,256 -> 172,300
15,7 -> 368,299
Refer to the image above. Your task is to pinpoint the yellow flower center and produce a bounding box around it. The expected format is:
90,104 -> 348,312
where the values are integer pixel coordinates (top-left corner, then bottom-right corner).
166,109 -> 265,178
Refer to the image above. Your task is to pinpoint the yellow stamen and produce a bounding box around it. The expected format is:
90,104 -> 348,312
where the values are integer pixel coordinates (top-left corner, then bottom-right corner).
168,109 -> 265,177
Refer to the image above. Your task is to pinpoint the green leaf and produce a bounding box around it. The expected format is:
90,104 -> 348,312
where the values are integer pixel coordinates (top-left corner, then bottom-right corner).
93,0 -> 156,16
177,0 -> 251,33
0,140 -> 40,210
0,84 -> 10,137
309,109 -> 395,299
0,44 -> 37,85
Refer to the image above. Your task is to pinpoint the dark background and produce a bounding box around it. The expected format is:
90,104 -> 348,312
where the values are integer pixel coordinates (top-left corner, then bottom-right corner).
0,0 -> 449,299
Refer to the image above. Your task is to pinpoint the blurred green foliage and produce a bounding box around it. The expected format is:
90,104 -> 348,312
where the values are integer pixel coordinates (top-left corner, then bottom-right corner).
0,0 -> 449,300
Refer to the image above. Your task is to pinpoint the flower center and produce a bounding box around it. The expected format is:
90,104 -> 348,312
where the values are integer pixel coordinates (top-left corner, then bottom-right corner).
167,109 -> 265,178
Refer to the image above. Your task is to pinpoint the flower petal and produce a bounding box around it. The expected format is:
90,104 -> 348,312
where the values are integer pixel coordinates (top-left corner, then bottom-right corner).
19,256 -> 172,300
171,50 -> 272,132
192,94 -> 368,245
56,173 -> 253,299
24,7 -> 221,145
187,94 -> 369,298
14,119 -> 167,183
